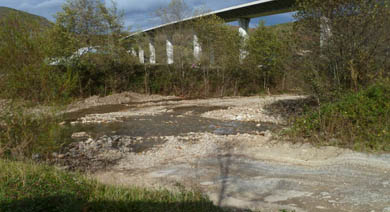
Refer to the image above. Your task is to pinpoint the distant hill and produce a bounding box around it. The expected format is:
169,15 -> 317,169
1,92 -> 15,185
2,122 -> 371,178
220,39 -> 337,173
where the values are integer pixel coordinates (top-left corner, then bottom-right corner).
0,6 -> 52,28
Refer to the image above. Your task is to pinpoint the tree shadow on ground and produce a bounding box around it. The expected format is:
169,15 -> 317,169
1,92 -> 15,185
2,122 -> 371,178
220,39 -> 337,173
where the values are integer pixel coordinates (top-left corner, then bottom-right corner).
0,195 -> 226,212
263,96 -> 318,121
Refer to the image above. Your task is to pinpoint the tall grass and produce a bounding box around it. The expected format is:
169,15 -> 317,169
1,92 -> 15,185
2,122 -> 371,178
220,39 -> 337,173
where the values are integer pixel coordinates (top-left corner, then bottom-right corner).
0,159 -> 223,212
0,104 -> 72,160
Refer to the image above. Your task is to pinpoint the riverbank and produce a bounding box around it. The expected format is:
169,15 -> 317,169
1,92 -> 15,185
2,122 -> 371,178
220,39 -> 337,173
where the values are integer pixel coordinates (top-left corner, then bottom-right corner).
51,94 -> 390,212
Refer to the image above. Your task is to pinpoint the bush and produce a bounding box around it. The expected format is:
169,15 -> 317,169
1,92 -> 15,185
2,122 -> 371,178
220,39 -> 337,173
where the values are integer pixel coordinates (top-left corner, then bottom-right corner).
0,160 -> 222,212
0,105 -> 71,160
291,82 -> 390,152
68,49 -> 137,97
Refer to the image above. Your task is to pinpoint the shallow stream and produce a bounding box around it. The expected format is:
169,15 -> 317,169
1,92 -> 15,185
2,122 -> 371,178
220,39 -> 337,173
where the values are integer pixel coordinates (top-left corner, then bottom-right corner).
66,103 -> 278,152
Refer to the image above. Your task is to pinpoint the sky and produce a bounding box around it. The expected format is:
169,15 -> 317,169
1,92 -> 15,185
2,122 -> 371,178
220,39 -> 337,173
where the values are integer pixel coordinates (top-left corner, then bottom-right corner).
0,0 -> 295,31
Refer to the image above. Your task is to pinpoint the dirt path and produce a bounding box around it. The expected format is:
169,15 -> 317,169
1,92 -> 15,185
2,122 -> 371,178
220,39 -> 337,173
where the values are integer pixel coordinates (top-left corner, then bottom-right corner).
61,94 -> 390,212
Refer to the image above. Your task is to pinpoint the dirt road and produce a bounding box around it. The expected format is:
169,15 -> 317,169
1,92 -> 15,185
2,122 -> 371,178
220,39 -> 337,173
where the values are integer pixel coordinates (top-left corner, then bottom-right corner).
61,94 -> 390,212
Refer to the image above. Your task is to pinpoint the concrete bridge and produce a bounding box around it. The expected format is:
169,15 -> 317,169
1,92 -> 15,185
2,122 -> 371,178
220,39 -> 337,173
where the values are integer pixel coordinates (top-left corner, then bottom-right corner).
127,0 -> 296,64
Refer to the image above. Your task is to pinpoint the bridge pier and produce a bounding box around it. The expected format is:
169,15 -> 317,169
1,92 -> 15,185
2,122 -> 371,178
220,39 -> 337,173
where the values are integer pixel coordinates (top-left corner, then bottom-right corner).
166,35 -> 174,64
149,37 -> 156,64
238,18 -> 250,38
238,18 -> 250,62
320,16 -> 332,47
130,48 -> 137,57
138,48 -> 145,64
193,34 -> 202,61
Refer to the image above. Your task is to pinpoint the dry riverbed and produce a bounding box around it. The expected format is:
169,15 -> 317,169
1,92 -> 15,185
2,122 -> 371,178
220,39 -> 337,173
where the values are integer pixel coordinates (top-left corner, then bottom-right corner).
54,93 -> 390,212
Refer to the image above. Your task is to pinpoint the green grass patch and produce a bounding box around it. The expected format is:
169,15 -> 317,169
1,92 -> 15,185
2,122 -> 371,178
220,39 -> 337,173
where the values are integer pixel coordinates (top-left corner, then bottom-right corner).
0,105 -> 72,160
290,82 -> 390,152
0,159 -> 223,212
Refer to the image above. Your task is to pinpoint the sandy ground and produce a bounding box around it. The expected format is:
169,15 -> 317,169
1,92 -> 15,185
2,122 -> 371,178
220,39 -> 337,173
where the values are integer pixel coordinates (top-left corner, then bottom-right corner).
59,94 -> 390,212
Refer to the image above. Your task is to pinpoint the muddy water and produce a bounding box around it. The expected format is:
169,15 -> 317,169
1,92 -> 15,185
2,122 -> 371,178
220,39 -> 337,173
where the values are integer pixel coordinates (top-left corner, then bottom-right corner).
68,104 -> 277,152
64,98 -> 188,121
72,105 -> 277,137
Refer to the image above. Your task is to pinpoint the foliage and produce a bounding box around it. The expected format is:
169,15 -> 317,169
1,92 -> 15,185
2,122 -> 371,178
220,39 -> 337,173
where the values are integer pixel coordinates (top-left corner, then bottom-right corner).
156,0 -> 191,24
246,21 -> 293,91
193,15 -> 241,96
49,0 -> 135,97
294,0 -> 390,101
0,159 -> 224,212
0,12 -> 78,103
291,82 -> 390,152
0,104 -> 72,160
71,49 -> 138,96
55,0 -> 124,46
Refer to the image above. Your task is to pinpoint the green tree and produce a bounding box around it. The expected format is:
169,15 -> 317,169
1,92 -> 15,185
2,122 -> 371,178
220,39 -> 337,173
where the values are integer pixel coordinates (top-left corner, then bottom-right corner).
50,0 -> 134,97
0,12 -> 75,103
194,15 -> 241,96
294,0 -> 390,101
156,0 -> 191,24
154,0 -> 194,95
246,21 -> 290,91
55,0 -> 124,46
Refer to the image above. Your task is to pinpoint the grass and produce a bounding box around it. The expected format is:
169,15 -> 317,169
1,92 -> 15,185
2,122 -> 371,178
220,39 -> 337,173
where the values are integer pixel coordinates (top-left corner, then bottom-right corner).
289,82 -> 390,152
0,104 -> 73,160
0,159 -> 224,212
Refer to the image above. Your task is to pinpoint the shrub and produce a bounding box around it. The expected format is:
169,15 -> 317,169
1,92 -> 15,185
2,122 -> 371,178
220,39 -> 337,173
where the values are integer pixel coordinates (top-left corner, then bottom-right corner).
0,105 -> 71,160
291,82 -> 390,152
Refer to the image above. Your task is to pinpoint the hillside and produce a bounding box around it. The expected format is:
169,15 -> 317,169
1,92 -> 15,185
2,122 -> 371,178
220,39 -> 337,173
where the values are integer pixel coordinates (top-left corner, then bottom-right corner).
0,6 -> 52,27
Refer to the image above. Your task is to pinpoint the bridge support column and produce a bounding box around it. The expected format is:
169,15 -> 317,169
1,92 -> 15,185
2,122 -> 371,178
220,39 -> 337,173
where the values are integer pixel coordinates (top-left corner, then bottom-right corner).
130,48 -> 137,57
149,38 -> 156,64
320,16 -> 332,47
238,18 -> 250,62
193,34 -> 202,61
166,36 -> 174,64
138,48 -> 145,64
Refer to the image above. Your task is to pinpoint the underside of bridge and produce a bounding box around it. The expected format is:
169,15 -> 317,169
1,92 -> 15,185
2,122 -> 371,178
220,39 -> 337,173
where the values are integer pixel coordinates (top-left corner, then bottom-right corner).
215,0 -> 296,22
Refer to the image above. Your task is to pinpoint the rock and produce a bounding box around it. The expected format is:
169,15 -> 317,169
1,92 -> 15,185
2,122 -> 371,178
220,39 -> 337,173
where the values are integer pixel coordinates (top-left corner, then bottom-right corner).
85,138 -> 94,144
71,132 -> 90,139
32,154 -> 40,160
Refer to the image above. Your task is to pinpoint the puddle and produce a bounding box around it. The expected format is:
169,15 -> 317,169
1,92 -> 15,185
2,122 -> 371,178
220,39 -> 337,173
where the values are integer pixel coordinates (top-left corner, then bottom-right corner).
71,105 -> 278,138
66,104 -> 278,155
64,104 -> 130,121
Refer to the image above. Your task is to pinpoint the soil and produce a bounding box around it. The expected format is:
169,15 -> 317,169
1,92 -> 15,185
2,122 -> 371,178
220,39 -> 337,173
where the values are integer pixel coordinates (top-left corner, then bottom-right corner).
54,93 -> 390,212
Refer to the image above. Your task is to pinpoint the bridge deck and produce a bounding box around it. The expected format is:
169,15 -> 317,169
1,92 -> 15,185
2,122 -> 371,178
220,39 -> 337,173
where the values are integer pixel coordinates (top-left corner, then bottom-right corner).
131,0 -> 295,35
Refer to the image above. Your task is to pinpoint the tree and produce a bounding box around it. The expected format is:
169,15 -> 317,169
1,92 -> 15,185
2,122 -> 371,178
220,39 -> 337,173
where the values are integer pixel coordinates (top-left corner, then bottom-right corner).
156,0 -> 191,24
154,0 -> 194,95
295,0 -> 390,100
0,12 -> 80,102
48,0 -> 134,97
194,15 -> 241,96
246,21 -> 289,91
54,0 -> 124,47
